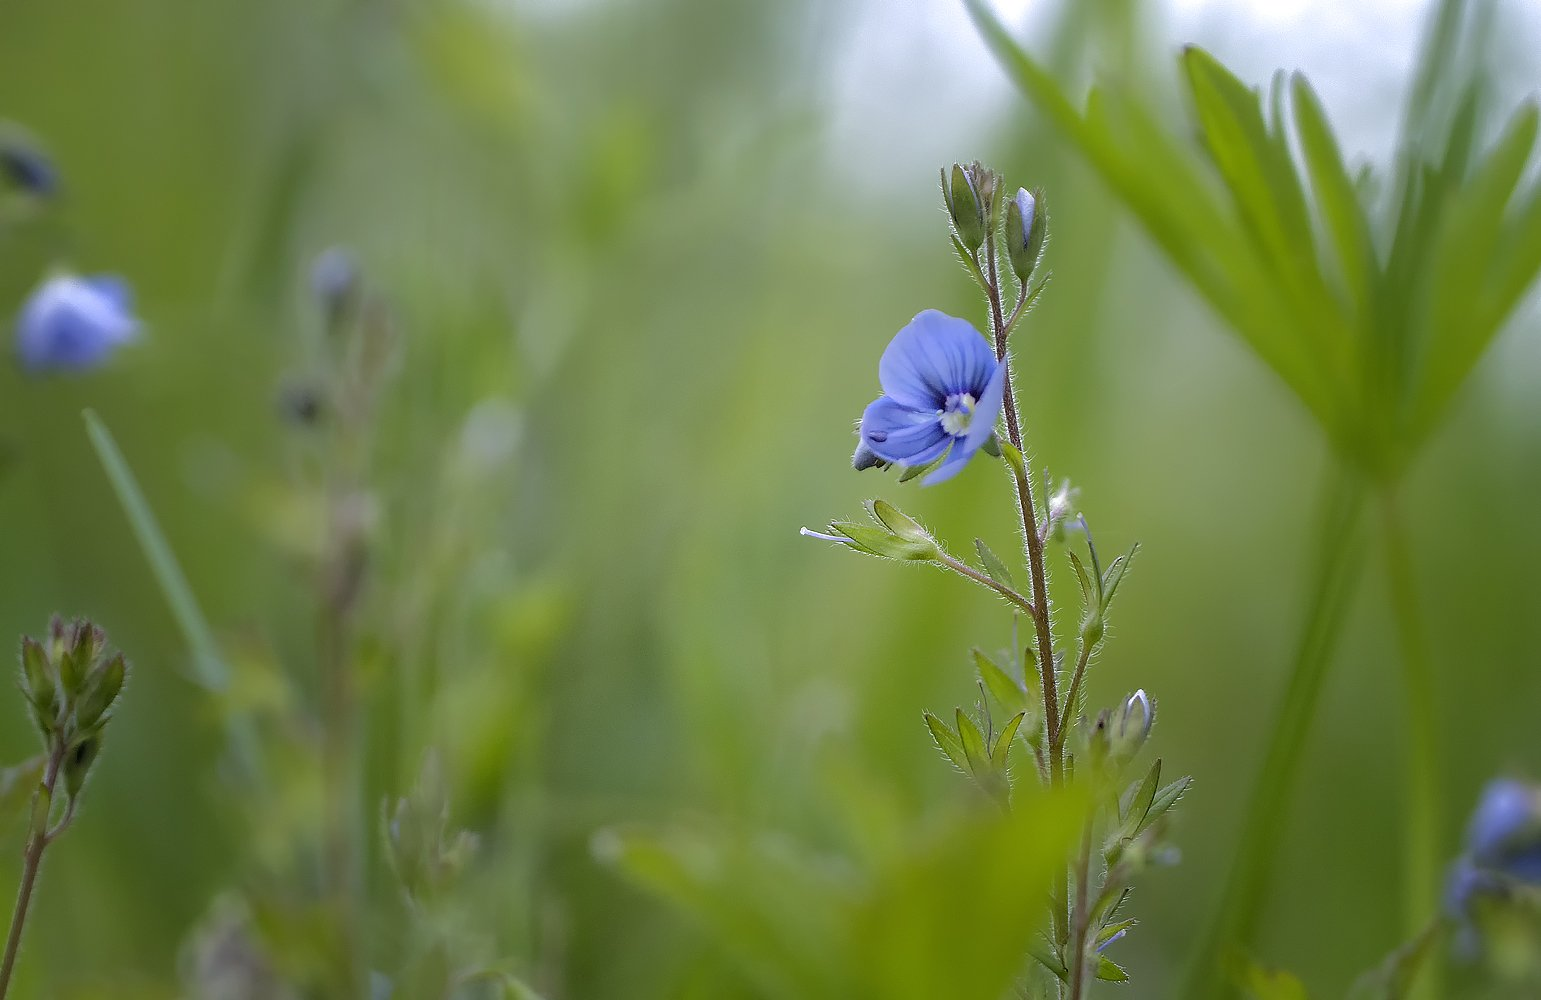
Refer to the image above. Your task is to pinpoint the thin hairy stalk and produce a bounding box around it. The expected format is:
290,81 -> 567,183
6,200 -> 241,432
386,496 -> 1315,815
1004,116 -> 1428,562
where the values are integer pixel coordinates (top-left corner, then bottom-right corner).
1380,490 -> 1442,1000
1181,464 -> 1367,998
1055,640 -> 1095,757
1067,816 -> 1096,1000
976,235 -> 1060,764
0,742 -> 66,998
938,553 -> 1037,616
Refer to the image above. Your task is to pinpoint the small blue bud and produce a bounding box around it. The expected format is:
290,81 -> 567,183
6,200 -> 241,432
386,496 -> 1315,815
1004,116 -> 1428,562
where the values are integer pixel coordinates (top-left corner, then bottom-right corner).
0,143 -> 58,197
851,439 -> 891,472
1005,187 -> 1047,285
14,273 -> 140,374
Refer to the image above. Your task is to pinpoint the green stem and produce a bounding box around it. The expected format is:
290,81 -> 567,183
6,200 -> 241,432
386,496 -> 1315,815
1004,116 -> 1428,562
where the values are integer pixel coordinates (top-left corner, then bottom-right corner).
1181,463 -> 1367,998
1067,816 -> 1096,1000
1379,490 -> 1442,1000
0,742 -> 66,999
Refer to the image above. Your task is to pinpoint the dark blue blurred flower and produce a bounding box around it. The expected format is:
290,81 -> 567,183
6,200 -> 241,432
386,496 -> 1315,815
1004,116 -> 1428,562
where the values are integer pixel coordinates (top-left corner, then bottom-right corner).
14,273 -> 139,373
857,309 -> 1005,485
0,143 -> 57,197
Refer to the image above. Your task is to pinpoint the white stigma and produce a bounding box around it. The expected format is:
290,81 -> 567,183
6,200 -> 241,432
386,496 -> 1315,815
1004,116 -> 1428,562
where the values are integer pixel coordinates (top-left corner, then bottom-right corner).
939,393 -> 977,437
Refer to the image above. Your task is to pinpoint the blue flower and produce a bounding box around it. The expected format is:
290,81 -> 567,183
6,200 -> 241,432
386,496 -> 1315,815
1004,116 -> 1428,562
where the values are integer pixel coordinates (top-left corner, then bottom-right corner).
1466,778 -> 1541,880
14,273 -> 140,374
858,309 -> 1005,485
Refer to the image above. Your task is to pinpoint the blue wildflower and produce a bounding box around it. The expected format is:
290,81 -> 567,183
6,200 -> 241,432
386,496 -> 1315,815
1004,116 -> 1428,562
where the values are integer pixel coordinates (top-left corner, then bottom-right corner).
14,273 -> 140,373
858,309 -> 1005,485
1466,779 -> 1541,880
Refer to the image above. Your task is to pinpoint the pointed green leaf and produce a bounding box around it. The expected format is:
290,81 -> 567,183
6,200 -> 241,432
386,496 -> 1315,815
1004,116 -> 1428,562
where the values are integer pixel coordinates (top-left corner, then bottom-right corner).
1067,550 -> 1093,607
1123,757 -> 1163,829
1290,73 -> 1373,305
924,712 -> 969,775
974,538 -> 1017,591
955,708 -> 989,775
1139,775 -> 1193,834
974,648 -> 1028,717
990,712 -> 1026,771
1096,955 -> 1130,982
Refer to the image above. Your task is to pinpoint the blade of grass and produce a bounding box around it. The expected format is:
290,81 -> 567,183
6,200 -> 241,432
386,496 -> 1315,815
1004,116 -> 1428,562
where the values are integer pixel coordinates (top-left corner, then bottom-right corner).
1181,462 -> 1367,998
83,409 -> 260,781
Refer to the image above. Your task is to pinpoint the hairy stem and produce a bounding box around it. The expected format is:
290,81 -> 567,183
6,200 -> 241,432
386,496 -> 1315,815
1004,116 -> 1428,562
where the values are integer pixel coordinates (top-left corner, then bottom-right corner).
1055,640 -> 1095,757
977,237 -> 1060,766
938,553 -> 1037,616
1182,463 -> 1366,997
0,742 -> 66,998
1380,490 -> 1442,1000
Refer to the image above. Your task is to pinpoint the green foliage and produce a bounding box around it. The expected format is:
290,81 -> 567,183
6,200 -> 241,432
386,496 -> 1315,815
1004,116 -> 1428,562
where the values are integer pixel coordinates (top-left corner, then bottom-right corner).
598,790 -> 1082,1000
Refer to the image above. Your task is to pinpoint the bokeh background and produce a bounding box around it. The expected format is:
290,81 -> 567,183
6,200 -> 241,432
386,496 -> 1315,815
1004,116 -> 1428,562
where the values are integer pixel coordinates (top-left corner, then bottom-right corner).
2,0 -> 1540,996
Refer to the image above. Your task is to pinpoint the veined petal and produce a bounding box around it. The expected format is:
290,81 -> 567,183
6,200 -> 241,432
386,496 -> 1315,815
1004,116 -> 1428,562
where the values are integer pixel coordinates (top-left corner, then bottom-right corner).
859,396 -> 948,466
878,309 -> 996,409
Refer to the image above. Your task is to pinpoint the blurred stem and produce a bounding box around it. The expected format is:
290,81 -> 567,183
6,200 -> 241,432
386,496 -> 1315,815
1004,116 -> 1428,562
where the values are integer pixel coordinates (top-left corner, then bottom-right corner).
0,739 -> 66,999
1067,815 -> 1096,1000
1056,640 -> 1095,754
1181,463 -> 1366,998
1379,490 -> 1442,1000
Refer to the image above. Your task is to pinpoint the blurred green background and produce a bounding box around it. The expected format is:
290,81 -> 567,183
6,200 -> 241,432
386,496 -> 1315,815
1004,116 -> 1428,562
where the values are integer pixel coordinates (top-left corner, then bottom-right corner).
2,0 -> 1541,996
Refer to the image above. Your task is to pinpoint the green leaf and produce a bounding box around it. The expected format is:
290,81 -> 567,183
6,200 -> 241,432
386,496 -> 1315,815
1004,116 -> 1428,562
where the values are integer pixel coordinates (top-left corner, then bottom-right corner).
1139,775 -> 1193,834
1067,550 -> 1094,607
974,648 -> 1027,717
1095,955 -> 1130,982
973,538 -> 1017,591
1122,757 -> 1163,830
0,756 -> 45,828
1099,543 -> 1139,611
954,708 -> 988,775
1290,73 -> 1374,309
923,712 -> 969,775
990,712 -> 1026,771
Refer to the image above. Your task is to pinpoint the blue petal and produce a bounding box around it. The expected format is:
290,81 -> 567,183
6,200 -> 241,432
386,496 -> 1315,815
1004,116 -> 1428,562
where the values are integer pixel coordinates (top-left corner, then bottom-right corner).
859,395 -> 948,466
878,309 -> 996,410
963,355 -> 1007,454
84,274 -> 133,311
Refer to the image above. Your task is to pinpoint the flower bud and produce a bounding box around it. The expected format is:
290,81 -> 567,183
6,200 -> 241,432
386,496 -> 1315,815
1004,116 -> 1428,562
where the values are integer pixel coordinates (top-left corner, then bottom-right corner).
18,636 -> 55,712
59,620 -> 104,699
1110,689 -> 1154,762
63,735 -> 101,798
1467,779 -> 1541,878
1005,187 -> 1047,285
75,653 -> 126,731
310,246 -> 359,324
943,164 -> 986,251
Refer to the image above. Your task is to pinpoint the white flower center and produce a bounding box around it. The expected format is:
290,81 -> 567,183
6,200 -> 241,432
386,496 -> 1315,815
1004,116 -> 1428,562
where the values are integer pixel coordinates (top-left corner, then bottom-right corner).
939,393 -> 977,437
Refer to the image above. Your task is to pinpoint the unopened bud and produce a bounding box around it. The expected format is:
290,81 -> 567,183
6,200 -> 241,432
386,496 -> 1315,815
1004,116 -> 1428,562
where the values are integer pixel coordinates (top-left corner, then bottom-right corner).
75,653 -> 126,730
1111,689 -> 1154,761
0,142 -> 58,198
944,164 -> 986,251
63,735 -> 101,798
19,636 -> 54,711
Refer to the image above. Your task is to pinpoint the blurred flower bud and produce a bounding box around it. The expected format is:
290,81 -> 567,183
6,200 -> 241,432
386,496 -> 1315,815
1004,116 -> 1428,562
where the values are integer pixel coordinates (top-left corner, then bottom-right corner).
59,619 -> 104,699
944,163 -> 986,251
75,652 -> 126,731
15,273 -> 140,374
0,141 -> 58,198
63,734 -> 100,798
309,246 -> 359,324
277,379 -> 325,427
18,636 -> 55,715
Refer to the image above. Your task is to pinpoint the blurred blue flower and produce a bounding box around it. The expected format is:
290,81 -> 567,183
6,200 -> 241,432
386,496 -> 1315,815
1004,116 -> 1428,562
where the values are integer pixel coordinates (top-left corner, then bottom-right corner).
858,309 -> 1005,485
15,273 -> 140,373
1467,779 -> 1541,879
